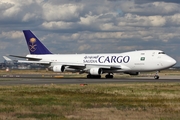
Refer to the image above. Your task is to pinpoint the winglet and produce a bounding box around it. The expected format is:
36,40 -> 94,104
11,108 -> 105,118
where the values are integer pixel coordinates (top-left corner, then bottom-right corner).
23,30 -> 52,54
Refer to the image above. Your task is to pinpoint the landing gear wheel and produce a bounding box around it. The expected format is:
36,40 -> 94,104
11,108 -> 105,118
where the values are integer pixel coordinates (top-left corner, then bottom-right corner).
105,73 -> 113,79
87,74 -> 91,78
154,75 -> 159,79
87,74 -> 101,79
154,71 -> 160,79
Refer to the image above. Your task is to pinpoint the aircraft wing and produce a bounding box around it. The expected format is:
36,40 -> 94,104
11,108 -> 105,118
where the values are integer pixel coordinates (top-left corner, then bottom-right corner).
52,63 -> 122,70
17,60 -> 86,67
85,64 -> 120,69
18,59 -> 128,70
9,53 -> 127,71
85,64 -> 130,70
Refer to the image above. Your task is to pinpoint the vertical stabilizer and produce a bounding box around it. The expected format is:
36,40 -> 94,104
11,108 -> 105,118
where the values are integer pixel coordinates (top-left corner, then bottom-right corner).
23,30 -> 52,54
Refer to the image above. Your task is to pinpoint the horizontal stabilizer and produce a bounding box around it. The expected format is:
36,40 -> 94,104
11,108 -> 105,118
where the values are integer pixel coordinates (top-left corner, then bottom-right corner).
18,60 -> 50,64
3,56 -> 12,61
9,55 -> 42,61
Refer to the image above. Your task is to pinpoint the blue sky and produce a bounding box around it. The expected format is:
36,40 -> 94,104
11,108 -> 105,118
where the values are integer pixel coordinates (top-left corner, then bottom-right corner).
0,0 -> 180,66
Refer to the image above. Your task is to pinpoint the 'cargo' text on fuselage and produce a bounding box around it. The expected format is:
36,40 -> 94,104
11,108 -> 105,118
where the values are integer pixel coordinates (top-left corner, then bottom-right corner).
83,55 -> 130,63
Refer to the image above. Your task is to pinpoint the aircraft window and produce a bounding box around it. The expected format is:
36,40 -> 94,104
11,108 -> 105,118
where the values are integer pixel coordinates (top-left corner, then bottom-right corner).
158,52 -> 165,54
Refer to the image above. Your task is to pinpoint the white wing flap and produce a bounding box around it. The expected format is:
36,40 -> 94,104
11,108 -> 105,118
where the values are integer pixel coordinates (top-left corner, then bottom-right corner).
50,62 -> 85,67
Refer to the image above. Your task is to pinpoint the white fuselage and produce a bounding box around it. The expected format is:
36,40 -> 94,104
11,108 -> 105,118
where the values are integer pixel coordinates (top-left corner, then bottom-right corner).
26,50 -> 176,73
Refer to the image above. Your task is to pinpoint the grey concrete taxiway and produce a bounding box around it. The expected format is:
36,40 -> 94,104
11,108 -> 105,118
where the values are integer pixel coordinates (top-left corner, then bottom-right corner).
0,75 -> 180,85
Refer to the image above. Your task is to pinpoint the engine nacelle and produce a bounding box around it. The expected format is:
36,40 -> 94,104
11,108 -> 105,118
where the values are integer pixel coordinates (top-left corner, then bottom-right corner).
89,68 -> 102,75
124,72 -> 139,75
52,65 -> 65,72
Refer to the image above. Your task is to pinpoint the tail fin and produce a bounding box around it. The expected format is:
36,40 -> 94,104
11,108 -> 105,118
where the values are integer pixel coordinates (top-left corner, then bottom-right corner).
23,30 -> 52,54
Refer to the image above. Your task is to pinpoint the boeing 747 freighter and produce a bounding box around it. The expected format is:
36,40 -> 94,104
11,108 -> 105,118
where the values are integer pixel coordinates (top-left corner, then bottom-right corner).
9,30 -> 176,79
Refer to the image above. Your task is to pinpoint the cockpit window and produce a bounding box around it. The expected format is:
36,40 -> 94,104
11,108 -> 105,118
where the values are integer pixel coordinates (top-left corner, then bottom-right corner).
158,52 -> 165,54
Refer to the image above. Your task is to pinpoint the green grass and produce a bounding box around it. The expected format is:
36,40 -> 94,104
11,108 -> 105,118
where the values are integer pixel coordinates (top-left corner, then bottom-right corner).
0,83 -> 180,120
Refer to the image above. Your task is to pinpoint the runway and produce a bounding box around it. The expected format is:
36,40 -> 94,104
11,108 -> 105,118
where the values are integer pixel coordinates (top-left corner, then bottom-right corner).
0,75 -> 180,85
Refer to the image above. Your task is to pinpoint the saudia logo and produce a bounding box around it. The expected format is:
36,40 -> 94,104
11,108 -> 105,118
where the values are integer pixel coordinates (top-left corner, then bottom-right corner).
29,38 -> 37,52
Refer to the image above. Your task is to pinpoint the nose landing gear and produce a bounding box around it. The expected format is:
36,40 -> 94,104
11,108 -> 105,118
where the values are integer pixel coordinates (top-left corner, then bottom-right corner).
154,71 -> 159,79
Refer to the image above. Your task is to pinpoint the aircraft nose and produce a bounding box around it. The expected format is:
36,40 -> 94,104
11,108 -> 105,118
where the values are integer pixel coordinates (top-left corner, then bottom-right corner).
171,58 -> 176,66
166,57 -> 176,67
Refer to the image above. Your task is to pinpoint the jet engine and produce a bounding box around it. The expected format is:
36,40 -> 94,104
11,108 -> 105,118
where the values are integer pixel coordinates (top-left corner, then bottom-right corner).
89,68 -> 102,75
52,65 -> 65,72
124,72 -> 139,75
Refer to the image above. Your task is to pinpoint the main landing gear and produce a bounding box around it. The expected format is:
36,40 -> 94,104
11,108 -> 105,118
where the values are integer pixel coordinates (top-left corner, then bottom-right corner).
154,71 -> 159,79
87,74 -> 101,78
86,73 -> 114,79
105,73 -> 113,79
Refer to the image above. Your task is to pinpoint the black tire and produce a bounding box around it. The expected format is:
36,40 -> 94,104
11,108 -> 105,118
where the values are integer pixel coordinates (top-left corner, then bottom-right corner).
105,75 -> 113,79
87,74 -> 91,78
154,75 -> 159,79
87,75 -> 101,79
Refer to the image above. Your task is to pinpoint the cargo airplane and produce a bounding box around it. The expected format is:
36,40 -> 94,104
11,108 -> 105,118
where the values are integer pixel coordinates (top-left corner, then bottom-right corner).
9,30 -> 176,79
